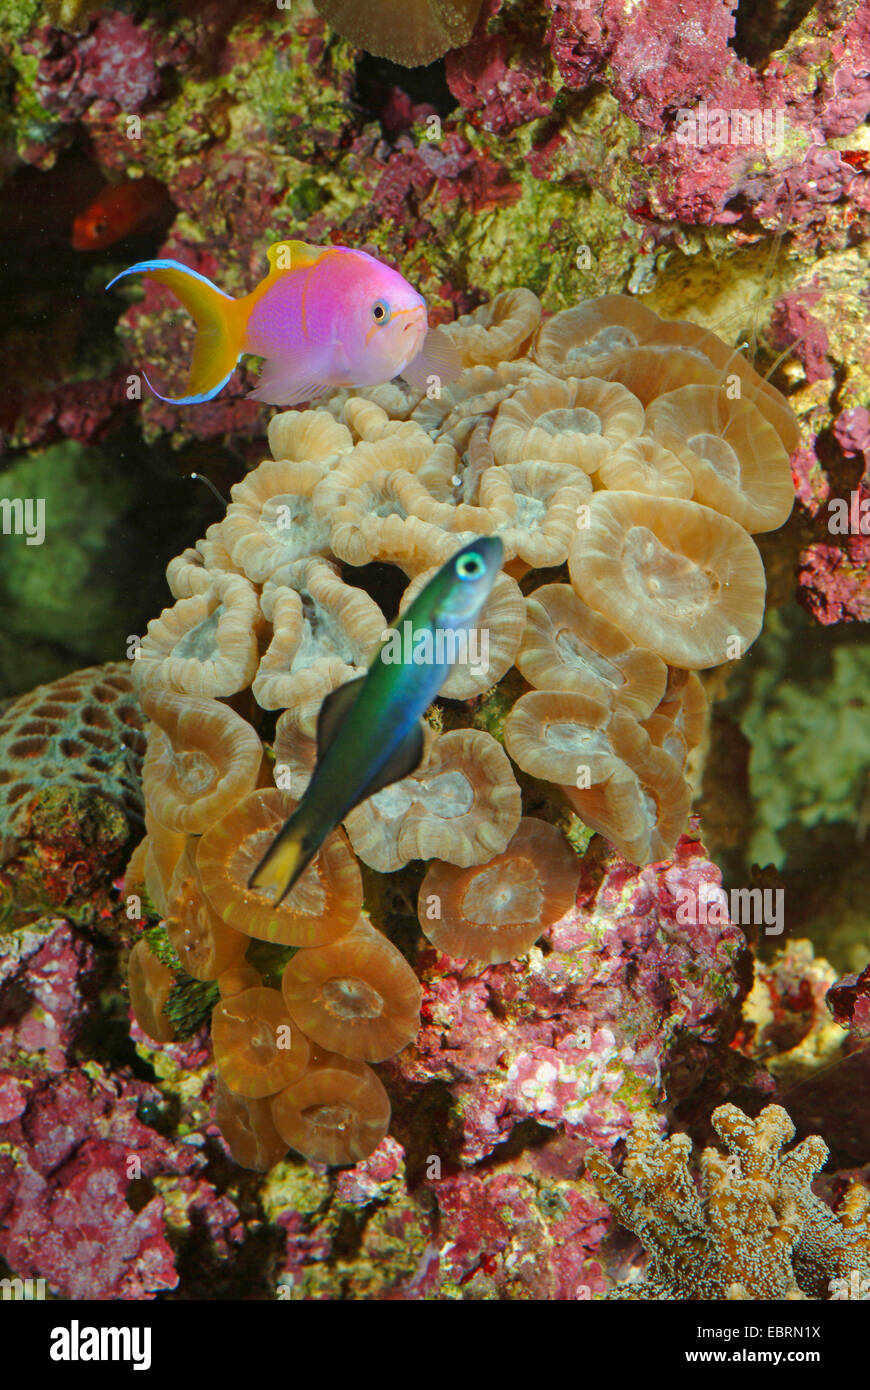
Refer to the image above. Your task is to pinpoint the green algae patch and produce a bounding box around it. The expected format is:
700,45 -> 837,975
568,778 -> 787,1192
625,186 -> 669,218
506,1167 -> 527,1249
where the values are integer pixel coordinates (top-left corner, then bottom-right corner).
165,975 -> 219,1040
2,784 -> 132,929
426,131 -> 641,306
143,922 -> 183,974
246,939 -> 297,989
559,813 -> 595,859
471,668 -> 526,744
611,1067 -> 658,1112
245,30 -> 355,161
0,442 -> 137,683
261,1160 -> 332,1224
729,606 -> 870,868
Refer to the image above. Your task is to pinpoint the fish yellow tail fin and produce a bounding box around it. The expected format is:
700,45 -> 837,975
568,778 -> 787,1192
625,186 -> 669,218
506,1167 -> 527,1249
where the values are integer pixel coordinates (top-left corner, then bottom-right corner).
247,811 -> 318,907
106,259 -> 247,403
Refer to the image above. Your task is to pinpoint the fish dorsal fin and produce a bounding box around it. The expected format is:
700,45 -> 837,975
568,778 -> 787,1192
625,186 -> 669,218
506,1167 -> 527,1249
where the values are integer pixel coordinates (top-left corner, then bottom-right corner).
316,676 -> 366,757
356,720 -> 426,803
266,240 -> 329,275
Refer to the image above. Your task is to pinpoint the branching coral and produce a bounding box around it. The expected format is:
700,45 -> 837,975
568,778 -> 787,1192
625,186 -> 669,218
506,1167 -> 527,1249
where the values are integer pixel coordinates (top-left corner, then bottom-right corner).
586,1104 -> 870,1300
127,286 -> 796,1173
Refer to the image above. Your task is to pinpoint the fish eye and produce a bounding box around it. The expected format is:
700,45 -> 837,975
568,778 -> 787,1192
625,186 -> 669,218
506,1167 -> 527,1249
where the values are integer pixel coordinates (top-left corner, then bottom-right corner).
92,219 -> 107,235
456,552 -> 486,582
371,299 -> 390,324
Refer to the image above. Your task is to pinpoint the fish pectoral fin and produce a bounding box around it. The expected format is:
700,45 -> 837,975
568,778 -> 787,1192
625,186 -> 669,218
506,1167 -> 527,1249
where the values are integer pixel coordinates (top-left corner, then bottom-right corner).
316,676 -> 366,757
355,719 -> 426,803
246,355 -> 330,406
401,327 -> 463,391
330,341 -> 354,376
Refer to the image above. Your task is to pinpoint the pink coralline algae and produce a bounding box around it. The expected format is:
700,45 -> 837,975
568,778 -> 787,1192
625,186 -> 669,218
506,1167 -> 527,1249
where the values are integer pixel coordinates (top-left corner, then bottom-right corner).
5,369 -> 132,452
770,290 -> 832,386
273,1131 -> 613,1299
334,1135 -> 407,1207
799,543 -> 870,625
27,13 -> 161,126
0,921 -> 243,1299
425,1168 -> 609,1298
386,831 -> 748,1169
828,965 -> 870,1035
749,146 -> 870,255
446,1 -> 556,135
0,1062 -> 232,1300
553,0 -> 738,130
0,920 -> 99,1072
790,445 -> 831,517
401,134 -> 522,215
547,0 -> 870,233
833,406 -> 870,464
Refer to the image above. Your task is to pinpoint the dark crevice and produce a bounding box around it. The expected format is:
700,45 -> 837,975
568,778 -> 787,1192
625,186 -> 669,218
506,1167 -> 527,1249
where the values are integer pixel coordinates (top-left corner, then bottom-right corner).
731,0 -> 817,68
353,53 -> 457,133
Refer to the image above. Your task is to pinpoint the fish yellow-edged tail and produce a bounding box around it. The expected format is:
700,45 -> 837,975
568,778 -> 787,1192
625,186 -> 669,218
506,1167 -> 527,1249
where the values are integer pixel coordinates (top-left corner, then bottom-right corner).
106,259 -> 248,403
247,806 -> 321,907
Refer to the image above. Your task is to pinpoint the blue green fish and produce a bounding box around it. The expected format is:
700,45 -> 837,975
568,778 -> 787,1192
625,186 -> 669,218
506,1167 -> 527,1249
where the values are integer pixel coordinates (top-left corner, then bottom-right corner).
249,535 -> 504,904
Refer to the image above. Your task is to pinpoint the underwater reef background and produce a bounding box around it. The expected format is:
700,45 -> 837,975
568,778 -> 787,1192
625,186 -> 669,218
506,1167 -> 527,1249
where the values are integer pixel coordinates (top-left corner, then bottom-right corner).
1,0 -> 870,1301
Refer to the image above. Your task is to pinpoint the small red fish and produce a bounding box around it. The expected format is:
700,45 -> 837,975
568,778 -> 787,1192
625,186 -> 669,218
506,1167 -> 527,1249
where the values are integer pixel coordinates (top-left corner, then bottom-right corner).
72,176 -> 170,251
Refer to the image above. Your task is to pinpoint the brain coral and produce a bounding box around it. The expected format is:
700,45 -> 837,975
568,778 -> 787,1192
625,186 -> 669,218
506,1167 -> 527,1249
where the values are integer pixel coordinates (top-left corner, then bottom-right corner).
586,1104 -> 870,1300
126,286 -> 796,1170
0,663 -> 145,925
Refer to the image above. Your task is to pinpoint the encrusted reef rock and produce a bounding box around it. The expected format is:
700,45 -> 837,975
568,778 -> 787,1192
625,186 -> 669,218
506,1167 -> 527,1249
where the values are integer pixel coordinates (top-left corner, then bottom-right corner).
387,834 -> 748,1170
0,915 -> 244,1300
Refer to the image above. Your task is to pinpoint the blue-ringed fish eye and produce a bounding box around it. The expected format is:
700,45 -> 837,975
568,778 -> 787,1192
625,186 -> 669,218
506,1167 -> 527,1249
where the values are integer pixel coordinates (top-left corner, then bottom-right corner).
456,552 -> 486,581
371,298 -> 391,324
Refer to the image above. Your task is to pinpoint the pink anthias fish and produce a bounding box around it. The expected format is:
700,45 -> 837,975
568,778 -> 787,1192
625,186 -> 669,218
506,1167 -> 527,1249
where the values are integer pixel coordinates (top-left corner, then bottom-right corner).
106,239 -> 461,406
